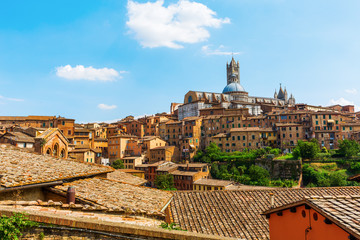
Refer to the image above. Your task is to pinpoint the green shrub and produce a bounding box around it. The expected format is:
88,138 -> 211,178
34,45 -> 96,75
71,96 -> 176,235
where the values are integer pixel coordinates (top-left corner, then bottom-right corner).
111,159 -> 124,169
0,213 -> 38,240
269,148 -> 281,155
315,152 -> 331,161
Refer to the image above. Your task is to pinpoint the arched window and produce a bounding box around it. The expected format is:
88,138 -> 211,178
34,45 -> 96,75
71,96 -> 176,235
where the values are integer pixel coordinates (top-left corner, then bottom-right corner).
60,149 -> 65,158
46,148 -> 51,155
53,144 -> 59,157
188,95 -> 193,103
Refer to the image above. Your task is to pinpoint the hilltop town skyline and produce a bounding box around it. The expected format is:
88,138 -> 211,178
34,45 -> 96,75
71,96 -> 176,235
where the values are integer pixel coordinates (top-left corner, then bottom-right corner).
0,0 -> 359,122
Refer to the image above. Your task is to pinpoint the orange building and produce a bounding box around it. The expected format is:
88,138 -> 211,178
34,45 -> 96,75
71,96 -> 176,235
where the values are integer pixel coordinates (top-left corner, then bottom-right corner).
34,128 -> 69,159
264,196 -> 360,240
108,134 -> 137,162
0,116 -> 75,140
149,146 -> 180,163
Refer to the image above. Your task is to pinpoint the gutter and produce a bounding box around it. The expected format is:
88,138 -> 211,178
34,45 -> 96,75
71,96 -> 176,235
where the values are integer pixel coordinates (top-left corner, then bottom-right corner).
161,196 -> 174,212
0,181 -> 63,193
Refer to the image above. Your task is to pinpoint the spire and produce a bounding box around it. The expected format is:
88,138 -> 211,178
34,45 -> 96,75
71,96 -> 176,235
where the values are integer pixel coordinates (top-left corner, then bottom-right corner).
230,56 -> 236,66
274,89 -> 278,99
277,84 -> 285,100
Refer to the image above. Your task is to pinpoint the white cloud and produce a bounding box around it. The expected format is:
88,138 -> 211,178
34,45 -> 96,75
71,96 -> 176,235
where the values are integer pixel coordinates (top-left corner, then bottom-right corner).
98,103 -> 117,110
0,95 -> 24,102
126,0 -> 230,49
56,65 -> 123,81
202,45 -> 243,56
329,97 -> 359,111
345,88 -> 358,95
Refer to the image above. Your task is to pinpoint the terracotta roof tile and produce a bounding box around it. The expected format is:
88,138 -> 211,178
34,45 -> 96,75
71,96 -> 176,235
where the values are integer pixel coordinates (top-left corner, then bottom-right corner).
263,195 -> 360,239
107,170 -> 147,186
170,187 -> 360,239
0,145 -> 113,188
54,178 -> 173,218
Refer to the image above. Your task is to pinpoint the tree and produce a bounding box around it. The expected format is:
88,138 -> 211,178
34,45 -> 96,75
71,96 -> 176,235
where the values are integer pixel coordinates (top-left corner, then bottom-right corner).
295,140 -> 320,160
111,159 -> 124,169
269,148 -> 281,156
329,171 -> 347,187
248,165 -> 270,186
206,142 -> 222,162
338,140 -> 360,158
155,174 -> 176,190
210,163 -> 220,179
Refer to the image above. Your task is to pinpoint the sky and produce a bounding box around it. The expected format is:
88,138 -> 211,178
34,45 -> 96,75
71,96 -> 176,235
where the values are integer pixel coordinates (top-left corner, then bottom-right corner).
0,0 -> 359,123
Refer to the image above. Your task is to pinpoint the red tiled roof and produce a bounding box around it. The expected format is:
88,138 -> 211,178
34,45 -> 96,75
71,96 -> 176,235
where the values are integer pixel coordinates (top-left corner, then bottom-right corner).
263,195 -> 360,239
170,187 -> 360,240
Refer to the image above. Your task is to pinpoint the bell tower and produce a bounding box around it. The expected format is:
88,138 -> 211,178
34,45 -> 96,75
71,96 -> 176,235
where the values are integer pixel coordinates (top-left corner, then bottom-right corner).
226,57 -> 240,85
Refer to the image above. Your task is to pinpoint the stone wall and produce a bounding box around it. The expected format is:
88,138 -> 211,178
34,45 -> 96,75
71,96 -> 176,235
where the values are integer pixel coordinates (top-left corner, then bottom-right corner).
21,226 -> 161,240
255,159 -> 302,180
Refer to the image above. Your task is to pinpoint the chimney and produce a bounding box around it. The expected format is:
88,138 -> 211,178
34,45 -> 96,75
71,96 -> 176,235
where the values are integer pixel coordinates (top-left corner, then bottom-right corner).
269,193 -> 275,208
66,186 -> 75,204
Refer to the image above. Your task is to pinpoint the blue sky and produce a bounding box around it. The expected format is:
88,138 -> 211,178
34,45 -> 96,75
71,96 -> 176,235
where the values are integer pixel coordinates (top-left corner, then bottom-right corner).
0,0 -> 359,122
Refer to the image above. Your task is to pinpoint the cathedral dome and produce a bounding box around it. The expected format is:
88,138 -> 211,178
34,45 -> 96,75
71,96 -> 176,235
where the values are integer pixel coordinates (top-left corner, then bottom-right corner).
222,82 -> 245,93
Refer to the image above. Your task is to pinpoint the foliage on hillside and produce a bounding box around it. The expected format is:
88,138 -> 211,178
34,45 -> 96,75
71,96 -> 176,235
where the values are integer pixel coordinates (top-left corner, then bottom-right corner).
194,143 -> 296,187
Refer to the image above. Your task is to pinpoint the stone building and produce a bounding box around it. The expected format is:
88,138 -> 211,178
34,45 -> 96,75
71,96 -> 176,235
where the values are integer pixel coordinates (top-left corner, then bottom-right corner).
108,134 -> 138,162
34,128 -> 69,159
212,127 -> 276,152
149,146 -> 180,163
178,57 -> 296,120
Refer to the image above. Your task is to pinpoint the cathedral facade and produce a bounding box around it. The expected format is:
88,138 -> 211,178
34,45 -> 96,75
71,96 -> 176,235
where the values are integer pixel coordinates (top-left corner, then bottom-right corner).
178,58 -> 295,120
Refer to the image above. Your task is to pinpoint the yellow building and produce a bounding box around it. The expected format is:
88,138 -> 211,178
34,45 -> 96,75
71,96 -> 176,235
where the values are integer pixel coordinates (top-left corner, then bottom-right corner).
108,134 -> 137,163
119,169 -> 145,179
141,136 -> 167,160
149,146 -> 180,163
212,127 -> 276,152
74,128 -> 91,149
68,148 -> 96,163
193,179 -> 234,191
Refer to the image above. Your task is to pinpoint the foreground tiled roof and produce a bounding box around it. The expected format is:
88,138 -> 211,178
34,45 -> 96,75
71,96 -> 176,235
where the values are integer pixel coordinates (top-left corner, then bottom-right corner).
170,187 -> 360,240
0,145 -> 113,188
107,169 -> 147,186
54,178 -> 173,218
263,195 -> 360,239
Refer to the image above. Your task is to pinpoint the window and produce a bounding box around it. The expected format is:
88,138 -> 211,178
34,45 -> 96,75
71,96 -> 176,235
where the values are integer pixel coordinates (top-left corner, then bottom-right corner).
68,130 -> 71,135
232,136 -> 235,141
237,136 -> 240,140
243,136 -> 245,140
62,121 -> 65,125
42,123 -> 46,127
252,135 -> 255,140
50,123 -> 53,127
